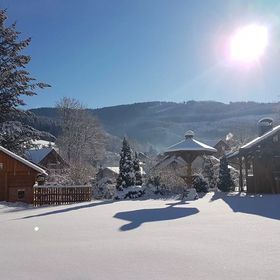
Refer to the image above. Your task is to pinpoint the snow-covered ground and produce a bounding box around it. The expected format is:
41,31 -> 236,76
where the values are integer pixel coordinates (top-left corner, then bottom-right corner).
0,192 -> 279,280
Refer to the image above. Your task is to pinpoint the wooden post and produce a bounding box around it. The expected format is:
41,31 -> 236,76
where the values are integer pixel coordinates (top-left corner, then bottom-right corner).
244,156 -> 248,191
187,162 -> 192,188
239,156 -> 243,192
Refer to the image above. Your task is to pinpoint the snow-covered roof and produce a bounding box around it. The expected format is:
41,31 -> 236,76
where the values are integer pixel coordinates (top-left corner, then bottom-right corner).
204,139 -> 220,147
25,147 -> 53,164
0,146 -> 47,175
106,167 -> 120,174
105,166 -> 146,175
166,131 -> 217,153
31,140 -> 56,149
241,125 -> 280,150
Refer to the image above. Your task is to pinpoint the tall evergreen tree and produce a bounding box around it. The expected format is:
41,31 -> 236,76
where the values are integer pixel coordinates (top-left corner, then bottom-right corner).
217,155 -> 234,192
0,10 -> 50,121
134,152 -> 143,186
0,9 -> 50,153
116,138 -> 135,190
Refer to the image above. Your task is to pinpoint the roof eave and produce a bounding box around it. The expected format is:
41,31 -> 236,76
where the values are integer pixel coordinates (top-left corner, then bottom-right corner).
0,146 -> 48,175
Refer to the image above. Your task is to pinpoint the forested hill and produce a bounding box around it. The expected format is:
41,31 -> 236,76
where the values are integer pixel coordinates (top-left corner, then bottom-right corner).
29,101 -> 280,150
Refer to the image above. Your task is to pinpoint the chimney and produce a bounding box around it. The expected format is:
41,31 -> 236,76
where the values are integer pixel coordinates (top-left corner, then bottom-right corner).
258,118 -> 273,136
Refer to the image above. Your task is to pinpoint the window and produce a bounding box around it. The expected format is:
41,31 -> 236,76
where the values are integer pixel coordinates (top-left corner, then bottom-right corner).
0,163 -> 3,170
17,190 -> 25,199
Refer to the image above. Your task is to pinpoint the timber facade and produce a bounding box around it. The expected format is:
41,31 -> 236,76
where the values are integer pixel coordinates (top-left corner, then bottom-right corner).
0,146 -> 47,204
228,118 -> 280,194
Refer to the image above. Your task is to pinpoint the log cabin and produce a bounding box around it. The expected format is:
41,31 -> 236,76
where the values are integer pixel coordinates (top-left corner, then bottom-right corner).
227,118 -> 280,194
0,146 -> 47,203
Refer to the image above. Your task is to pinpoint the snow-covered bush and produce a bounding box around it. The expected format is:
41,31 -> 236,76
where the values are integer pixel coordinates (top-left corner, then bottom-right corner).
192,174 -> 208,193
217,156 -> 235,192
46,164 -> 96,186
114,186 -> 145,200
229,166 -> 240,191
93,177 -> 116,199
147,166 -> 186,194
202,156 -> 217,189
46,173 -> 75,185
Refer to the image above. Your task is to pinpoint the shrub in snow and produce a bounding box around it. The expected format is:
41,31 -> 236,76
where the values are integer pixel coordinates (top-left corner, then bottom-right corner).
147,176 -> 161,187
217,156 -> 235,192
192,174 -> 209,193
229,166 -> 240,191
146,176 -> 174,196
182,188 -> 199,200
202,156 -> 217,189
47,173 -> 75,185
116,138 -> 135,190
114,186 -> 145,200
147,166 -> 186,195
93,177 -> 116,199
147,176 -> 164,194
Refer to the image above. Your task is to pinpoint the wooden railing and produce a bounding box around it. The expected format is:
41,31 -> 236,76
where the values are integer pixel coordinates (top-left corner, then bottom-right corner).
33,185 -> 92,206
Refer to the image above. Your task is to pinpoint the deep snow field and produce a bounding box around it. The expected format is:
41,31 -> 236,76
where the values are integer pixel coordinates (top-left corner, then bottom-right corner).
0,192 -> 280,280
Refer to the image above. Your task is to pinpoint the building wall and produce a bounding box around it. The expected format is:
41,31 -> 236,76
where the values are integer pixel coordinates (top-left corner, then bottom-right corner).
0,151 -> 38,203
246,134 -> 280,194
253,157 -> 274,193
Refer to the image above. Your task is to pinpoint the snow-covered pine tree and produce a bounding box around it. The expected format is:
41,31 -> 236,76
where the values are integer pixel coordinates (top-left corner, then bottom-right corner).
217,155 -> 234,192
0,10 -> 50,121
0,10 -> 50,153
203,156 -> 216,189
134,152 -> 143,186
0,121 -> 55,156
116,138 -> 135,190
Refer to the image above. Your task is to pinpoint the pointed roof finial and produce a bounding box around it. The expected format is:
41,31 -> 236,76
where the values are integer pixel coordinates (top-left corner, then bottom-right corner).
185,130 -> 194,139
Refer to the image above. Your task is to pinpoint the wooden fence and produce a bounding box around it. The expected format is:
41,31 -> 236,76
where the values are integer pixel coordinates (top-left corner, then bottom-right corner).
33,185 -> 92,206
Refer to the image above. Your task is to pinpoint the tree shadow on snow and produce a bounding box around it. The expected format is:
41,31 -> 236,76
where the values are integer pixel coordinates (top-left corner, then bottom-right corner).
18,200 -> 114,220
114,200 -> 199,231
210,191 -> 280,220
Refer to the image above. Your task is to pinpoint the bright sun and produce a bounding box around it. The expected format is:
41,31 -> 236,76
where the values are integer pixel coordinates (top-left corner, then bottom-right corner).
229,24 -> 268,63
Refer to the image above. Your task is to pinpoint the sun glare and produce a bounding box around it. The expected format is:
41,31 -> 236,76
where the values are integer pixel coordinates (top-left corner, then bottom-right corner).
229,24 -> 268,63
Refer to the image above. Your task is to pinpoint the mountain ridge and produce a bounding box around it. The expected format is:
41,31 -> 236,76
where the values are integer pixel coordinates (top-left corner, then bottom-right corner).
28,100 -> 280,150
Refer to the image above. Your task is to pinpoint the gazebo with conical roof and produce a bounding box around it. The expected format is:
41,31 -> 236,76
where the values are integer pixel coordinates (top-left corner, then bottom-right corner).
165,130 -> 217,187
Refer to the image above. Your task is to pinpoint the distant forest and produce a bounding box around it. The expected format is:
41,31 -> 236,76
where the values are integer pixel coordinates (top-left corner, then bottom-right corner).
19,101 -> 280,151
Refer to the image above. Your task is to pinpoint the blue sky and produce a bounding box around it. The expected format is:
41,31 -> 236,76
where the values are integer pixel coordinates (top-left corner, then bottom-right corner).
1,0 -> 280,109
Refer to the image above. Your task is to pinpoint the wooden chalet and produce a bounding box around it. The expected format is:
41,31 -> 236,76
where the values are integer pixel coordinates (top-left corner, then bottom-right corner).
227,118 -> 280,194
0,146 -> 47,203
25,147 -> 69,171
205,139 -> 230,158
